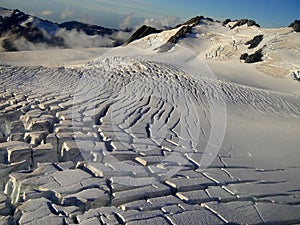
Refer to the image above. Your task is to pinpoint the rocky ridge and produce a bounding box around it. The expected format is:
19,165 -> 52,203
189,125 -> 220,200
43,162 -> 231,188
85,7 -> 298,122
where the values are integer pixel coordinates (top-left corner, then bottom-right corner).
289,20 -> 300,32
124,25 -> 162,45
0,7 -> 130,51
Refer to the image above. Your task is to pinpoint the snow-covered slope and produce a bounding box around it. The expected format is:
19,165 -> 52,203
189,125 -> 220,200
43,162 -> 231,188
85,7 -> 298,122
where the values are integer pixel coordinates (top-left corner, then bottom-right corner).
130,19 -> 300,80
0,16 -> 299,225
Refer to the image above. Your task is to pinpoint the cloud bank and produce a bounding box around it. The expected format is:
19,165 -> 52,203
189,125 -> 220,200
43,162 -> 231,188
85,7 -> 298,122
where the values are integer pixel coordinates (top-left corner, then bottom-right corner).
119,12 -> 135,30
1,28 -> 132,51
142,16 -> 181,29
60,8 -> 74,19
40,10 -> 53,16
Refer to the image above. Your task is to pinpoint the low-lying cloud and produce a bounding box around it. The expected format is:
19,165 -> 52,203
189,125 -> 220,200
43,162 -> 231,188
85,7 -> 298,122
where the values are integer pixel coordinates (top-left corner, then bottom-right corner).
56,28 -> 114,48
40,10 -> 53,16
55,28 -> 132,48
119,12 -> 135,30
142,16 -> 181,30
9,37 -> 61,51
60,8 -> 74,20
1,28 -> 133,51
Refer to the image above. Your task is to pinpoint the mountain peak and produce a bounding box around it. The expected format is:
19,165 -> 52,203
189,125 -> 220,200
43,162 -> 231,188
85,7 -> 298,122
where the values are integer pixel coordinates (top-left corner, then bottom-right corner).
60,21 -> 118,36
124,25 -> 162,45
289,20 -> 300,32
221,18 -> 260,29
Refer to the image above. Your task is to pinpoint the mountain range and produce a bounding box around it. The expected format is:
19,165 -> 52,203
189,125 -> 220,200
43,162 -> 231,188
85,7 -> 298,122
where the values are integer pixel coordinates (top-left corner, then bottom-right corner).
125,15 -> 299,80
0,7 -> 299,80
1,7 -> 299,53
0,7 -> 132,51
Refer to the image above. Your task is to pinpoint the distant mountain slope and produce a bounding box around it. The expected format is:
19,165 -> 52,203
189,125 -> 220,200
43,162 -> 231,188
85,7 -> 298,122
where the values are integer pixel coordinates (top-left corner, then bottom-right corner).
1,7 -> 299,81
59,21 -> 119,36
123,25 -> 162,45
0,7 -> 131,51
128,16 -> 300,80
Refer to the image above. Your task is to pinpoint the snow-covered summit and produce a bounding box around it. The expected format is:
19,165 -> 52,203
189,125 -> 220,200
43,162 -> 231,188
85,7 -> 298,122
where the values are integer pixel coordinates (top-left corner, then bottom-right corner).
128,16 -> 300,80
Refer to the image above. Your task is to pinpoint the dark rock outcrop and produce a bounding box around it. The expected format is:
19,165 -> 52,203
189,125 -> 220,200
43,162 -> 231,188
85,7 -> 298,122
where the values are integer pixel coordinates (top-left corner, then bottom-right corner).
60,21 -> 118,36
240,49 -> 263,63
0,9 -> 65,51
246,20 -> 259,27
240,53 -> 249,61
0,8 -> 131,51
0,9 -> 30,34
174,15 -> 205,28
205,17 -> 214,22
245,35 -> 263,49
158,26 -> 192,53
289,20 -> 300,32
291,70 -> 300,80
158,15 -> 213,53
222,19 -> 232,26
124,25 -> 162,45
231,19 -> 260,29
168,26 -> 193,44
181,16 -> 204,27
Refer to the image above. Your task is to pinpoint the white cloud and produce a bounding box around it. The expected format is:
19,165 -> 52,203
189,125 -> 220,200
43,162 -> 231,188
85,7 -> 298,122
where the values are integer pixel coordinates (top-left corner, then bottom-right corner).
119,12 -> 135,30
55,28 -> 114,48
2,29 -> 131,51
11,37 -> 60,51
54,28 -> 132,48
41,10 -> 53,16
60,8 -> 74,19
112,30 -> 132,42
143,16 -> 181,29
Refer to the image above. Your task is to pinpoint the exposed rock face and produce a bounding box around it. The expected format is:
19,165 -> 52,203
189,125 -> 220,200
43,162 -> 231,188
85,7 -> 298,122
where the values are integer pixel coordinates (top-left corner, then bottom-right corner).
150,15 -> 219,53
0,9 -> 30,33
240,48 -> 263,63
231,19 -> 260,29
176,15 -> 213,28
181,16 -> 204,26
0,8 -> 130,51
0,9 -> 65,50
291,70 -> 300,80
222,18 -> 232,26
60,21 -> 118,36
205,17 -> 214,22
240,53 -> 249,61
158,26 -> 192,53
124,25 -> 162,45
126,15 -> 209,52
289,20 -> 300,32
245,35 -> 263,49
158,15 -> 209,53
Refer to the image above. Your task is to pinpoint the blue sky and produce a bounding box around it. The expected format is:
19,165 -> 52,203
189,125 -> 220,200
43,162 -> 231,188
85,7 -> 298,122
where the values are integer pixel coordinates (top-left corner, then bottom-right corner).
1,0 -> 299,28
